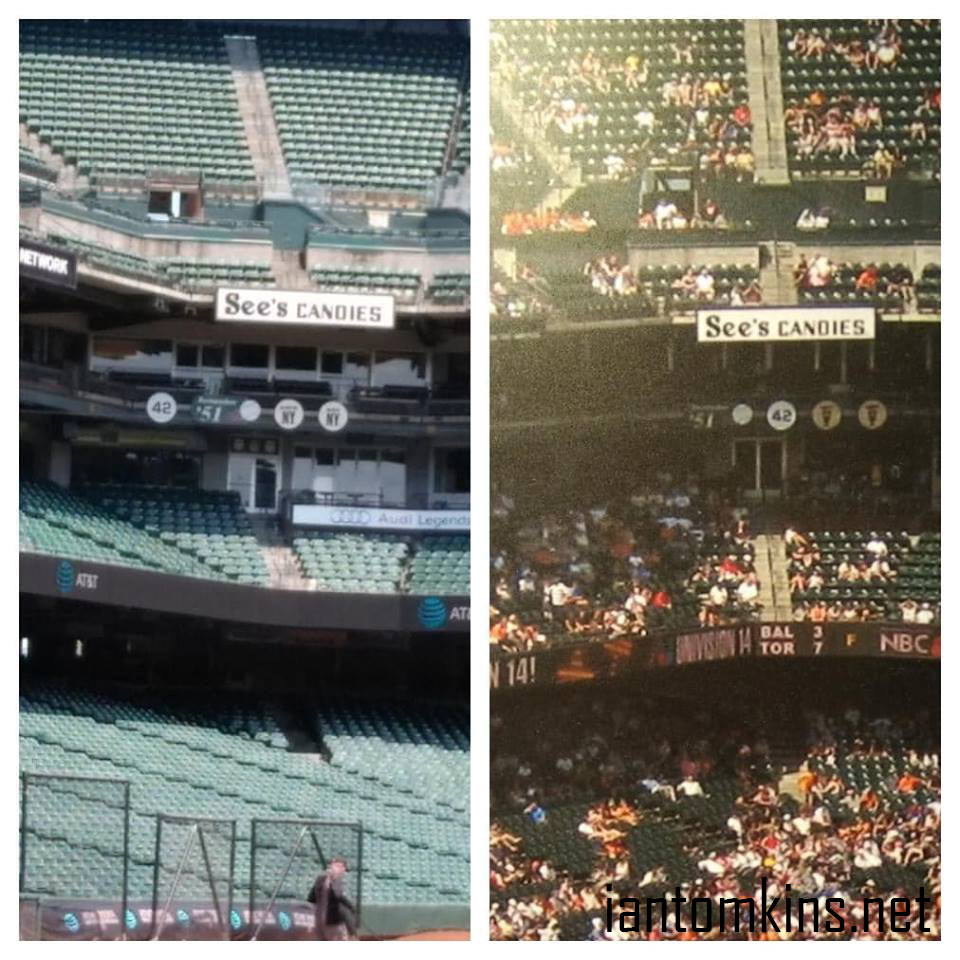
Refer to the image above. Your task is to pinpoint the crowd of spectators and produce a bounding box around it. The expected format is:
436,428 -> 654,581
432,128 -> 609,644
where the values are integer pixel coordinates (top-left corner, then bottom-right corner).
786,527 -> 939,625
490,480 -> 762,655
490,263 -> 550,328
490,690 -> 940,940
492,21 -> 755,181
794,254 -> 916,307
501,208 -> 597,236
638,197 -> 737,232
782,21 -> 940,177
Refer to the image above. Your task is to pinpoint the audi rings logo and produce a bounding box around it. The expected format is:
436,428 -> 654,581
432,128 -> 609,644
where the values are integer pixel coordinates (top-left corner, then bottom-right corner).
330,508 -> 372,526
418,596 -> 448,629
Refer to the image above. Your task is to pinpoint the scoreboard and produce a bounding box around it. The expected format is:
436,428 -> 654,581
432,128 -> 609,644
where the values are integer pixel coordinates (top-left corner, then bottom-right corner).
491,622 -> 939,690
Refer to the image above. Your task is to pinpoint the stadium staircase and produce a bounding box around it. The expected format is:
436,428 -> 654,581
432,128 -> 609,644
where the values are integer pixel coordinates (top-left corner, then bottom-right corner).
760,241 -> 800,305
743,20 -> 791,185
249,516 -> 312,590
19,127 -> 89,194
491,78 -> 581,212
270,247 -> 307,289
224,35 -> 292,199
754,533 -> 793,620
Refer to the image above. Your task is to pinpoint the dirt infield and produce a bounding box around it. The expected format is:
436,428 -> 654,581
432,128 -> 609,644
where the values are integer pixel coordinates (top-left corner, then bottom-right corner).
382,929 -> 470,940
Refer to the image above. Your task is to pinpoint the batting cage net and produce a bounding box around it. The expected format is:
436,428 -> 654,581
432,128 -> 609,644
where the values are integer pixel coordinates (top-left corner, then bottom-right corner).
19,773 -> 131,911
150,815 -> 236,939
249,819 -> 363,936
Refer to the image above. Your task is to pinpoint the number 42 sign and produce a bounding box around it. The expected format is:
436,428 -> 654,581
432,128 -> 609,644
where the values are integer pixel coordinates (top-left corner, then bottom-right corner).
146,392 -> 178,424
767,400 -> 796,431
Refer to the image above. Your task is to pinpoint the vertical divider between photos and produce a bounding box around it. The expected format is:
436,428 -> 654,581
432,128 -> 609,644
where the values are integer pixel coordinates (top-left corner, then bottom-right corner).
468,15 -> 492,944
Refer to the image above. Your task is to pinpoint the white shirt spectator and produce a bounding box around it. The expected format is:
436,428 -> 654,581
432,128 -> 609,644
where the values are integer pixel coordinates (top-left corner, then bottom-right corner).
866,536 -> 888,557
634,107 -> 655,131
916,604 -> 935,625
709,584 -> 727,607
678,777 -> 704,797
654,200 -> 678,229
548,581 -> 571,607
694,270 -> 715,297
737,579 -> 759,604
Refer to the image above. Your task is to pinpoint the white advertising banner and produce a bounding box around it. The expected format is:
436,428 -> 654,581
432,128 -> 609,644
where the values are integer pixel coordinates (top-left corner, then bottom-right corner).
293,504 -> 470,533
696,307 -> 875,343
216,287 -> 395,329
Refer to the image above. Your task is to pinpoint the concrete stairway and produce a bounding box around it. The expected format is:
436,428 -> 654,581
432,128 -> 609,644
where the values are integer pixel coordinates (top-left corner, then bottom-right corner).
261,544 -> 313,591
759,241 -> 800,305
224,35 -> 291,199
491,77 -> 582,210
271,248 -> 307,290
249,516 -> 312,590
743,19 -> 791,186
754,533 -> 793,621
20,125 -> 90,195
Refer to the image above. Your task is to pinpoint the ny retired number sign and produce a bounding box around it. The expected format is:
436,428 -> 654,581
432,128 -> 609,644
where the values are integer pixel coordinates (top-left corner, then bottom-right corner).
697,307 -> 875,343
216,288 -> 395,329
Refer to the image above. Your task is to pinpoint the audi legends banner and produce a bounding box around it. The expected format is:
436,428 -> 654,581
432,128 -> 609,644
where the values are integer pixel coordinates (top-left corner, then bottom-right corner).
216,288 -> 394,329
696,306 -> 875,344
19,239 -> 77,290
292,504 -> 470,533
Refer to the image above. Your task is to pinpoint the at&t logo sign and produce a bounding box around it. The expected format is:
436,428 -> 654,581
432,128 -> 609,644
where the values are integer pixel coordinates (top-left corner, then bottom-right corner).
417,597 -> 469,629
418,596 -> 447,628
56,560 -> 75,593
55,559 -> 99,594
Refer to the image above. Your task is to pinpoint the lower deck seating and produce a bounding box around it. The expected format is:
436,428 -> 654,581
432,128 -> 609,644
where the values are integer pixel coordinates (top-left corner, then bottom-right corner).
81,485 -> 268,587
20,480 -> 224,581
407,536 -> 470,596
309,266 -> 421,300
20,681 -> 469,908
28,230 -> 275,291
292,532 -> 408,593
788,529 -> 940,621
291,532 -> 470,596
426,272 -> 470,304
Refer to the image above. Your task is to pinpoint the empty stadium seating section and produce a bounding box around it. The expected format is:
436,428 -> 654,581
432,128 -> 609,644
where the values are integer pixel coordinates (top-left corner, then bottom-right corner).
293,532 -> 469,596
82,485 -> 269,586
310,266 -> 421,300
20,21 -> 470,196
25,228 -> 276,291
20,481 -> 267,586
21,482 -> 469,597
20,682 -> 469,907
19,21 -> 255,183
258,27 -> 468,192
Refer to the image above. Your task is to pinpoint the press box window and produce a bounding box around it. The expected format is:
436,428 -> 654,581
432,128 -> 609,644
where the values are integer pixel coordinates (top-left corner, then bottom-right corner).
276,346 -> 317,371
178,343 -> 225,369
434,448 -> 470,494
321,352 -> 344,375
230,343 -> 269,369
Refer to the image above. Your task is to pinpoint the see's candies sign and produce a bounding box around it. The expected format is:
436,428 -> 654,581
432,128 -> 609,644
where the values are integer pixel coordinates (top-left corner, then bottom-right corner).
697,307 -> 875,343
216,288 -> 394,329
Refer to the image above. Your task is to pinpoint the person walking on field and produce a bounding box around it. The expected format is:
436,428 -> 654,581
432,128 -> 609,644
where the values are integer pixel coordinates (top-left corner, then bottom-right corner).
309,857 -> 358,940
